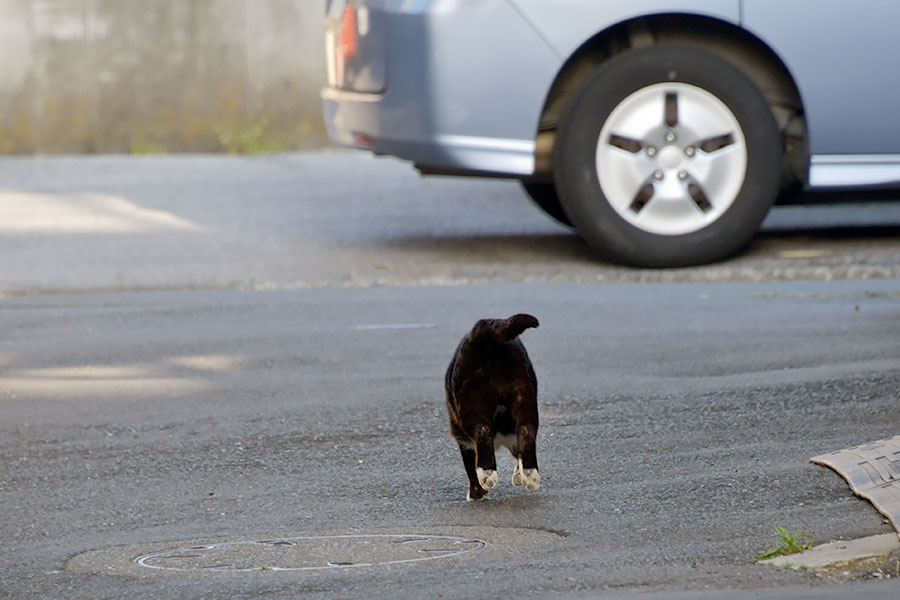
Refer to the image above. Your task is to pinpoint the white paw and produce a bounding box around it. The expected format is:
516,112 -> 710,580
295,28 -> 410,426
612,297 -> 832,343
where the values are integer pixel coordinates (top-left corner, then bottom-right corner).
476,467 -> 498,491
522,468 -> 540,491
512,459 -> 524,486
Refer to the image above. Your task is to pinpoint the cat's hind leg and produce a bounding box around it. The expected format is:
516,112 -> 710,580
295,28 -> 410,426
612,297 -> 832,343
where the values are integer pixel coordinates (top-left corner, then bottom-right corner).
517,424 -> 540,490
473,424 -> 499,492
458,443 -> 488,501
512,457 -> 525,486
452,422 -> 491,501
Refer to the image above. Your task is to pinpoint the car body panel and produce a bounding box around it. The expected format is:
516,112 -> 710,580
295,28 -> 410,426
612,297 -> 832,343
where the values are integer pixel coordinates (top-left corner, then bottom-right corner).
809,155 -> 900,188
511,0 -> 740,58
742,0 -> 900,156
742,0 -> 900,187
323,0 -> 560,175
322,0 -> 900,187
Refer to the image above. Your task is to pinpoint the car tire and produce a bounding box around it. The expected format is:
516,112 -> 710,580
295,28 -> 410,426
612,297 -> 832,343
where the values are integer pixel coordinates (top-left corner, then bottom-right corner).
554,44 -> 783,267
520,181 -> 573,228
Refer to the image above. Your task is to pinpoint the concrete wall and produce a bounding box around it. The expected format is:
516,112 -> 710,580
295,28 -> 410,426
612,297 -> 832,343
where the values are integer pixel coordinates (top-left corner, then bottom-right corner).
0,0 -> 328,153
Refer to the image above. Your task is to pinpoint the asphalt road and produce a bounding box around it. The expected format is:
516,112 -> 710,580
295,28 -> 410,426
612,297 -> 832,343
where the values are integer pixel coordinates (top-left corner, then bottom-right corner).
0,152 -> 898,295
1,153 -> 899,598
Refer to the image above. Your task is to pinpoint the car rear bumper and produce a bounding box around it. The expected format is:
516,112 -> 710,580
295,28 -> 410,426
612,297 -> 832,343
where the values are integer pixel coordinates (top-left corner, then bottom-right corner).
322,87 -> 536,176
320,0 -> 560,177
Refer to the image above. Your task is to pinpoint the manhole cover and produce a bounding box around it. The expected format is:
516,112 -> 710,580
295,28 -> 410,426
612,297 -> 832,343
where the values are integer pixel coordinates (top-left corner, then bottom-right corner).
65,526 -> 561,577
135,534 -> 484,572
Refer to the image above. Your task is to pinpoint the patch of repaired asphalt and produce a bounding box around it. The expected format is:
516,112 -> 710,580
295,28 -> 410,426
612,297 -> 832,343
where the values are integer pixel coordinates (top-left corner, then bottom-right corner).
66,526 -> 561,577
811,436 -> 900,534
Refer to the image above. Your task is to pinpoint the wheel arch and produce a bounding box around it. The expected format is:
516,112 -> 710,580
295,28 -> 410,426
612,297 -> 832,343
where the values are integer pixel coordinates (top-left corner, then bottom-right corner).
533,14 -> 808,190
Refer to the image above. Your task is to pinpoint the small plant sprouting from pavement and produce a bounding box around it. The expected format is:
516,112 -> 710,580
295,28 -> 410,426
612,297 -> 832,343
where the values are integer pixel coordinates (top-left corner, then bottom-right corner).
756,526 -> 814,561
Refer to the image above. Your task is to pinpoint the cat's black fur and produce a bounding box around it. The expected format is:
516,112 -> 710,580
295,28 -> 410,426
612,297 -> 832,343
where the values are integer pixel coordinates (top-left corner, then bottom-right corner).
444,314 -> 540,501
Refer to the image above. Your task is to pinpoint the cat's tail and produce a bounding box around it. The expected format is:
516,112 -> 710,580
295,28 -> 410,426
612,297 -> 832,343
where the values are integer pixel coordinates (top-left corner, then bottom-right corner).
499,313 -> 539,341
471,313 -> 539,342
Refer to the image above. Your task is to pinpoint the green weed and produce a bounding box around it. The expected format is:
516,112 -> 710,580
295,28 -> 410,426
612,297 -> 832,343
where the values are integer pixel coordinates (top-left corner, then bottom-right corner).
129,135 -> 168,154
216,118 -> 285,154
756,526 -> 814,561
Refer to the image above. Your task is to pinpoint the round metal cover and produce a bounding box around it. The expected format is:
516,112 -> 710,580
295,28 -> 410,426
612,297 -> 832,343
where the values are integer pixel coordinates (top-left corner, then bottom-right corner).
134,534 -> 484,572
65,527 -> 561,577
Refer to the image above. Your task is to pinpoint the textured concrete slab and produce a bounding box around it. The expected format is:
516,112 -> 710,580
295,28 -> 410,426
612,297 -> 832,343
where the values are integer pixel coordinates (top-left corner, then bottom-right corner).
762,533 -> 900,570
812,436 -> 900,534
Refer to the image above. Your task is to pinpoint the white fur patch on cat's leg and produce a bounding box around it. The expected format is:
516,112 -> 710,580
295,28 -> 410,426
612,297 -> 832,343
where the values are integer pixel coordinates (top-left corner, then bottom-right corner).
522,467 -> 540,490
475,467 -> 498,491
512,458 -> 524,486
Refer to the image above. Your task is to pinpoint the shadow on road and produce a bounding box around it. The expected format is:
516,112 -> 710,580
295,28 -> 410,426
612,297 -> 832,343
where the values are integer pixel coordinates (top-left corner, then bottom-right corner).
373,221 -> 897,268
757,224 -> 900,239
375,232 -> 595,262
376,201 -> 900,265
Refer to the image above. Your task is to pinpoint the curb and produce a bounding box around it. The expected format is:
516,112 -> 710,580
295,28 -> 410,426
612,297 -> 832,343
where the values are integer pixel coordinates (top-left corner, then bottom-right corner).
761,533 -> 900,573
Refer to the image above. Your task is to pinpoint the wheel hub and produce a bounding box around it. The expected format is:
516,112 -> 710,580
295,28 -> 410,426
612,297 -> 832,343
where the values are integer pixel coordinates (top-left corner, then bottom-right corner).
657,144 -> 685,172
595,82 -> 748,236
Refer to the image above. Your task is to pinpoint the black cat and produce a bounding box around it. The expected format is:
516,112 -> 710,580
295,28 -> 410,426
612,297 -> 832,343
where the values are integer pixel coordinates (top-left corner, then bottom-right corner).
445,314 -> 540,501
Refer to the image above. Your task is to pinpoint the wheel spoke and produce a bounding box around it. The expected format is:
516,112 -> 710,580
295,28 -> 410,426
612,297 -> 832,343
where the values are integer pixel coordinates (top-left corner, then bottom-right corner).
698,133 -> 735,153
598,146 -> 658,213
687,182 -> 712,213
665,92 -> 678,128
629,183 -> 655,214
607,134 -> 643,154
689,143 -> 746,207
635,177 -> 705,226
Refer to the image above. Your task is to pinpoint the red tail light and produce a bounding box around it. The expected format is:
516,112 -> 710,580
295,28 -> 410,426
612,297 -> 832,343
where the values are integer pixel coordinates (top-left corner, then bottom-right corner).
341,5 -> 358,59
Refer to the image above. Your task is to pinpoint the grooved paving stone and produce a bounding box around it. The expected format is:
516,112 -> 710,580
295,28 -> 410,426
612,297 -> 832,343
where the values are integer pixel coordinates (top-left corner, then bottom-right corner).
811,436 -> 900,533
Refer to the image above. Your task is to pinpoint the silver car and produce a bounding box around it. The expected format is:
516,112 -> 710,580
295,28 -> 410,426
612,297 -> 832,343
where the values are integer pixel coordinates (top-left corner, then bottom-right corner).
321,1 -> 900,267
